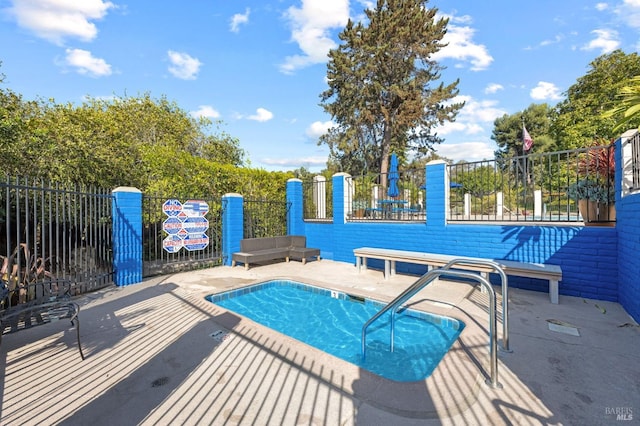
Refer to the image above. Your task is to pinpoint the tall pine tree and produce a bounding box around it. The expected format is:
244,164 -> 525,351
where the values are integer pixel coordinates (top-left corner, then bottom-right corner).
320,0 -> 463,180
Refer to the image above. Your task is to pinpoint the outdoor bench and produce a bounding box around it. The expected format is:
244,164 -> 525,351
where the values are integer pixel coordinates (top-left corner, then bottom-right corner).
1,278 -> 84,359
353,247 -> 562,304
232,235 -> 321,270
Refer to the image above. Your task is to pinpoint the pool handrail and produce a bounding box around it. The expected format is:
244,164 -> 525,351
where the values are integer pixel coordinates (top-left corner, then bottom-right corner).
440,258 -> 510,352
361,268 -> 503,388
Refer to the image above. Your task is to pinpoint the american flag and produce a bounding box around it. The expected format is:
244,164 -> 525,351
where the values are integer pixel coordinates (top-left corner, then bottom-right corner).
523,125 -> 533,152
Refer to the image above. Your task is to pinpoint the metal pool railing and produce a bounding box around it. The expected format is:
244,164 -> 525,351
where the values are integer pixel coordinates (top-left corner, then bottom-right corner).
441,259 -> 510,352
361,264 -> 503,389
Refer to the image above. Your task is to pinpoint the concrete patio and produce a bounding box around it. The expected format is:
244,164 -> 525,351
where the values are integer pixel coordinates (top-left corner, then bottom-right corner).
1,259 -> 638,425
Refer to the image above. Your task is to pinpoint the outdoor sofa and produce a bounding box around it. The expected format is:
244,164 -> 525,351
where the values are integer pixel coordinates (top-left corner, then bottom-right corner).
231,235 -> 320,270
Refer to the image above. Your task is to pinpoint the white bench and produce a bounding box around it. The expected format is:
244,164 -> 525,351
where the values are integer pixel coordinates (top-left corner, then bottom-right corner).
353,247 -> 562,304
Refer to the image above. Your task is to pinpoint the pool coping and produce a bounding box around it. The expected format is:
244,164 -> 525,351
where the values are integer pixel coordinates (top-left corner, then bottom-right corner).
205,274 -> 490,419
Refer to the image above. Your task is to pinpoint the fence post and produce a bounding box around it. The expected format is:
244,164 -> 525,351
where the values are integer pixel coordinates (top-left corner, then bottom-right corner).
312,176 -> 327,219
222,193 -> 243,266
497,192 -> 504,219
464,193 -> 471,218
332,173 -> 350,224
287,178 -> 304,235
426,160 -> 447,227
112,187 -> 143,286
534,190 -> 542,217
619,129 -> 637,198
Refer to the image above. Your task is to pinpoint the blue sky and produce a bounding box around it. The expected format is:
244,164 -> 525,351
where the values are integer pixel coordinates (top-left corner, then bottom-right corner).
1,1 -> 639,172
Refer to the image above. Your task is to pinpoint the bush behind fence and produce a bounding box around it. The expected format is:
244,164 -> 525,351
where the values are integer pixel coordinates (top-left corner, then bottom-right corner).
1,176 -> 113,296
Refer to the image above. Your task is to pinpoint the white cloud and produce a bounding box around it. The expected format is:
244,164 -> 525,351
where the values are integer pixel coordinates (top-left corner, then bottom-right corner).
530,81 -> 563,101
436,141 -> 496,162
435,96 -> 505,141
581,29 -> 620,54
230,8 -> 250,33
306,120 -> 335,138
190,105 -> 220,119
433,15 -> 493,71
595,2 -> 609,11
432,95 -> 501,162
484,83 -> 504,94
167,50 -> 202,80
64,48 -> 112,77
615,0 -> 640,28
7,0 -> 115,45
248,108 -> 274,122
280,0 -> 350,74
539,34 -> 565,47
437,120 -> 485,136
457,96 -> 506,123
356,0 -> 375,10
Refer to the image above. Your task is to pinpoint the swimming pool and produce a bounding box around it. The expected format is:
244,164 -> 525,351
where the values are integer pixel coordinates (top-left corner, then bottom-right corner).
206,279 -> 464,382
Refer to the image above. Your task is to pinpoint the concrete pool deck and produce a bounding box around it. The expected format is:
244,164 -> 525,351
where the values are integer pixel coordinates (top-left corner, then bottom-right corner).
1,259 -> 638,425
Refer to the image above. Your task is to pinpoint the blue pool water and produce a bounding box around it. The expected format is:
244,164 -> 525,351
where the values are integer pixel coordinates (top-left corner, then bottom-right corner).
206,280 -> 464,382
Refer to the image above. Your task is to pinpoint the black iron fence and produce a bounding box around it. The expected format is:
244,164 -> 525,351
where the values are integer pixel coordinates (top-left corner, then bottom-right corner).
448,143 -> 616,224
346,169 -> 426,222
303,169 -> 427,222
1,176 -> 113,296
243,199 -> 290,238
303,176 -> 333,222
142,194 -> 223,277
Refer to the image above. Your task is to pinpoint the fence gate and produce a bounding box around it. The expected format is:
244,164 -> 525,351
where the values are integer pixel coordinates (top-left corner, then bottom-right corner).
142,194 -> 223,277
1,176 -> 114,296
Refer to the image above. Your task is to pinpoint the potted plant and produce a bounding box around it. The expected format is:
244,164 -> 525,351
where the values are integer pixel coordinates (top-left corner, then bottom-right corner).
352,199 -> 369,218
567,142 -> 616,225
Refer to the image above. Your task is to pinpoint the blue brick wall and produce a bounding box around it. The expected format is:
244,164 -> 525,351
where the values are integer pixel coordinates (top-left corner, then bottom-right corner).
617,192 -> 640,321
304,220 -> 618,302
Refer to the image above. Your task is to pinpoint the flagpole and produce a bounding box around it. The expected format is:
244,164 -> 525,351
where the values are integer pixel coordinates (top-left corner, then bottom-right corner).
522,117 -> 525,149
522,118 -> 529,198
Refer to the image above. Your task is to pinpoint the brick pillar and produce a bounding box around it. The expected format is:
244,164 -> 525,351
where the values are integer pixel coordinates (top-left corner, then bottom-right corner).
222,193 -> 243,266
287,178 -> 304,235
426,160 -> 447,228
332,172 -> 350,225
112,187 -> 143,286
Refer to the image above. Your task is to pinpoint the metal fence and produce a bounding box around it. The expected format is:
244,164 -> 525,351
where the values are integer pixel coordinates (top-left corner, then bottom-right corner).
448,143 -> 616,224
346,169 -> 426,222
302,169 -> 427,222
1,176 -> 113,296
243,199 -> 290,238
142,194 -> 223,277
303,176 -> 333,222
296,142 -> 633,225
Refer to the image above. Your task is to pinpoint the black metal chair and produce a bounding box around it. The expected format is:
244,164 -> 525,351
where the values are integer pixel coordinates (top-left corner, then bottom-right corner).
0,278 -> 84,360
